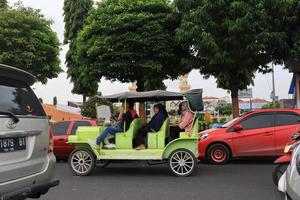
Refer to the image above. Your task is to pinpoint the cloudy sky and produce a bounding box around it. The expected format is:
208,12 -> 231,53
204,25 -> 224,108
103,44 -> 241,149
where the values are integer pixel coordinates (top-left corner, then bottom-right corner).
8,0 -> 294,104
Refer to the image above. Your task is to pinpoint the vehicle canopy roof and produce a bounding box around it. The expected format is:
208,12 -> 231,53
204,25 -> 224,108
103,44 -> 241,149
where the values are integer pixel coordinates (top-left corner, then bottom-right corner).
0,64 -> 36,86
97,89 -> 204,111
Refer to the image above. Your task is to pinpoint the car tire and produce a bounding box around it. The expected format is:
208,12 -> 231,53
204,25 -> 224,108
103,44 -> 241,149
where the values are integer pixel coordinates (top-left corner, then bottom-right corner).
207,143 -> 231,165
68,147 -> 96,176
272,163 -> 289,186
168,149 -> 196,177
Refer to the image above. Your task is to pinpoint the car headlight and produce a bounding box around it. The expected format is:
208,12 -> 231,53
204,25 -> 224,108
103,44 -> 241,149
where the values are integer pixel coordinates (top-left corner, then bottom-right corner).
199,133 -> 209,140
296,153 -> 300,175
284,141 -> 300,153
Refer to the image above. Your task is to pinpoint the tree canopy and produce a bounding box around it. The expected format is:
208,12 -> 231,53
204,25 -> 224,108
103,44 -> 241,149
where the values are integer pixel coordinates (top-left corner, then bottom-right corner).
0,0 -> 7,8
63,0 -> 95,101
175,0 -> 286,117
76,0 -> 191,92
0,6 -> 61,83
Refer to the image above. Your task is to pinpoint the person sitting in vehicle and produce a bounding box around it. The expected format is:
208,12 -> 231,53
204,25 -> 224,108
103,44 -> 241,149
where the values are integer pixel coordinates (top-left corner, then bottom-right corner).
135,103 -> 168,150
90,102 -> 138,149
170,101 -> 194,140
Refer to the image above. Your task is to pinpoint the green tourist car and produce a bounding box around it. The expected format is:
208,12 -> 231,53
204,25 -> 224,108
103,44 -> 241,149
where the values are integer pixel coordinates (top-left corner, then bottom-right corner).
67,89 -> 203,177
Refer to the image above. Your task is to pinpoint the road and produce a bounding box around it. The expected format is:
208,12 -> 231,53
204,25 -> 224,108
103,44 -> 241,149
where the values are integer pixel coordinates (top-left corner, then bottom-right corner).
40,160 -> 284,200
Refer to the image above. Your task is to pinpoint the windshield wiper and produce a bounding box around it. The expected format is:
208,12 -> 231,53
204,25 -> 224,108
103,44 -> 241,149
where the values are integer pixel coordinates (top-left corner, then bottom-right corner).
0,111 -> 20,123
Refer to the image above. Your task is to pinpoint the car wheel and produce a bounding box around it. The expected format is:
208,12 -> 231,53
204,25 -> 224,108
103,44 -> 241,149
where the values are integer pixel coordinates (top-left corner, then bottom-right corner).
168,149 -> 196,177
69,148 -> 96,176
272,163 -> 289,186
207,143 -> 231,165
96,159 -> 110,168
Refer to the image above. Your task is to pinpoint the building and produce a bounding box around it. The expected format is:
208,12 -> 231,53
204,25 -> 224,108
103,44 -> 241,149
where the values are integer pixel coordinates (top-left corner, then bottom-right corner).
239,98 -> 270,112
42,104 -> 83,122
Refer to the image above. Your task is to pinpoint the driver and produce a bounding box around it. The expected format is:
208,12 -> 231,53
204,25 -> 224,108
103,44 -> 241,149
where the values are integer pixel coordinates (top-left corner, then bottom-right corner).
89,101 -> 138,149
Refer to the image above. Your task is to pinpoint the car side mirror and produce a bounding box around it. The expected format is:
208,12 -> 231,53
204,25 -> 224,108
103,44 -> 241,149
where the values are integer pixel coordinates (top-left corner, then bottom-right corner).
233,124 -> 243,132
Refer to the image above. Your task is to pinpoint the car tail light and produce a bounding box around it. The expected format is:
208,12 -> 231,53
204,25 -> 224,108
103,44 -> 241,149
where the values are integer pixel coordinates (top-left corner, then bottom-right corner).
48,130 -> 54,153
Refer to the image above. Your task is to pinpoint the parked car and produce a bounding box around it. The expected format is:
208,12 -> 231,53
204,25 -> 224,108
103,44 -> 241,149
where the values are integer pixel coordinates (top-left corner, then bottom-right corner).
0,64 -> 58,199
198,109 -> 300,164
51,120 -> 97,159
278,142 -> 300,200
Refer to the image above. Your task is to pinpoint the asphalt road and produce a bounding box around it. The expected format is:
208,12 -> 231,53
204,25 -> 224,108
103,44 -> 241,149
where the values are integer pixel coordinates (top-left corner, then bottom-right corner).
39,160 -> 284,200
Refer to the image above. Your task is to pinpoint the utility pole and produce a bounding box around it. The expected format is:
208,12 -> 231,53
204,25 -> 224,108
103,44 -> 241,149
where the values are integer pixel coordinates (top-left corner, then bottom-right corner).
272,63 -> 276,107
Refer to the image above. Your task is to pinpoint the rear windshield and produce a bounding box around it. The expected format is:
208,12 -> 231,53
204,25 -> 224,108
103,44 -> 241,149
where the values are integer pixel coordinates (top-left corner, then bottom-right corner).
0,77 -> 46,117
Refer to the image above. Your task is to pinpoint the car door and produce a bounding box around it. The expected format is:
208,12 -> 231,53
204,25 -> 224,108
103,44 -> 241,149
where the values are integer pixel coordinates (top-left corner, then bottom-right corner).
274,111 -> 300,155
52,121 -> 71,157
231,112 -> 276,156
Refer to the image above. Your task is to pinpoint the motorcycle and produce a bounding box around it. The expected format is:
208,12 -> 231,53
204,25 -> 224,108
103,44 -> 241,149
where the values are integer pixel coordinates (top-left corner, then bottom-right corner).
272,132 -> 300,186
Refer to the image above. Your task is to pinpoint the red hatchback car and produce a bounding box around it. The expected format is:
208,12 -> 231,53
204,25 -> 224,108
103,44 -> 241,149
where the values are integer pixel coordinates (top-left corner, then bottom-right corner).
51,120 -> 97,159
198,109 -> 300,164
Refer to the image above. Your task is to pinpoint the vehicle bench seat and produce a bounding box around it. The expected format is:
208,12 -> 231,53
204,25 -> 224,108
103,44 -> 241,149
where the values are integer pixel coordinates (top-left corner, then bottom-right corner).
72,126 -> 105,141
115,118 -> 141,149
179,117 -> 199,138
147,118 -> 170,149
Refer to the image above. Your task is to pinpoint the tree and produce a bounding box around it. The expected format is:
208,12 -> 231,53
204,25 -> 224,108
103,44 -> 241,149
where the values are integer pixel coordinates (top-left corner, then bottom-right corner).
262,102 -> 281,109
0,0 -> 7,8
262,1 -> 300,64
38,97 -> 43,104
0,6 -> 61,83
76,0 -> 191,92
53,96 -> 57,106
63,0 -> 94,102
215,104 -> 232,116
175,1 -> 277,118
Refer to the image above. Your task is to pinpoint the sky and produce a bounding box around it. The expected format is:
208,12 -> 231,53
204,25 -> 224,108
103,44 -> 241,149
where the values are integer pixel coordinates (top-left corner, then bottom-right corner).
8,0 -> 294,105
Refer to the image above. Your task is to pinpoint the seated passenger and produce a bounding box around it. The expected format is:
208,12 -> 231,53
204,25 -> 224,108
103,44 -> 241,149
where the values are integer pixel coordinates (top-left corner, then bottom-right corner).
89,102 -> 138,149
170,101 -> 194,140
135,103 -> 168,150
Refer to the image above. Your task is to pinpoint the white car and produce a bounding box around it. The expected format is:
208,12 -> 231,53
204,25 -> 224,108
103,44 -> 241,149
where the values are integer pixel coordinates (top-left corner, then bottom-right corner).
278,141 -> 300,200
0,64 -> 58,199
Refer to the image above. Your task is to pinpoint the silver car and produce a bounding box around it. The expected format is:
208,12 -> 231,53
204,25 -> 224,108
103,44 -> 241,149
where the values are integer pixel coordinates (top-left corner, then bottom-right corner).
0,64 -> 58,200
278,141 -> 300,200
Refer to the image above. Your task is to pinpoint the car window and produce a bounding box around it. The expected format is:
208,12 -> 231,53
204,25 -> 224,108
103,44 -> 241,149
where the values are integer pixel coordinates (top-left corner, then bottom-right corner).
0,77 -> 46,117
71,121 -> 93,135
240,114 -> 275,130
275,112 -> 300,126
52,121 -> 70,135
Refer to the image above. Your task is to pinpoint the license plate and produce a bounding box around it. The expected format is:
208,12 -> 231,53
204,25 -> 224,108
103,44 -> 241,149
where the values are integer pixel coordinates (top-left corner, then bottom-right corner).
0,137 -> 26,153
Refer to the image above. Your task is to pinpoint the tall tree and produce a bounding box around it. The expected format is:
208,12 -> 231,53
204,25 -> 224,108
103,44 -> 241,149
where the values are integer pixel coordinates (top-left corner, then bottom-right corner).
175,0 -> 277,118
0,0 -> 7,8
63,0 -> 94,102
76,0 -> 191,92
0,6 -> 61,83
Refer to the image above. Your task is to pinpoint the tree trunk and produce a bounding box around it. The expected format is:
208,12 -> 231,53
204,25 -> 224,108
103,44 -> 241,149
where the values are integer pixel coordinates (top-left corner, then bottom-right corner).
231,87 -> 240,118
83,94 -> 87,103
136,79 -> 146,124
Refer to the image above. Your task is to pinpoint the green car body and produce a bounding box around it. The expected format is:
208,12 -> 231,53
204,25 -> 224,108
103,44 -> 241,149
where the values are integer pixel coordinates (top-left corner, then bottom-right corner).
68,118 -> 200,176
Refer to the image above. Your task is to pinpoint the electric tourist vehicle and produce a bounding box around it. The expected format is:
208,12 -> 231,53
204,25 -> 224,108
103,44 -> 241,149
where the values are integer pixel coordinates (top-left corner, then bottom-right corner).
68,89 -> 203,177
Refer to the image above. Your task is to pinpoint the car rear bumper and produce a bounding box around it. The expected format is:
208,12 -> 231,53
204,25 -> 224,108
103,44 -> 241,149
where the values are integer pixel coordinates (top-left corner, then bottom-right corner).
0,153 -> 58,200
1,179 -> 59,200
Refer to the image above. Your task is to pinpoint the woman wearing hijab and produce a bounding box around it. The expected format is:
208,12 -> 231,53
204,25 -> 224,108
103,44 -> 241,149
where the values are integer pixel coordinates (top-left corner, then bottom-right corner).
135,103 -> 168,150
170,101 -> 194,140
